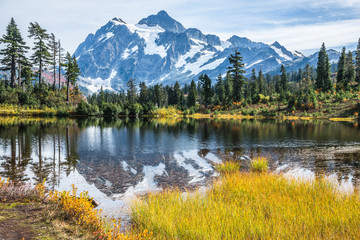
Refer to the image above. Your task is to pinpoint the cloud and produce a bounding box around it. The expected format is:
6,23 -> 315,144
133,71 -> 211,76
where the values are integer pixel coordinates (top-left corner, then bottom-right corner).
231,18 -> 360,55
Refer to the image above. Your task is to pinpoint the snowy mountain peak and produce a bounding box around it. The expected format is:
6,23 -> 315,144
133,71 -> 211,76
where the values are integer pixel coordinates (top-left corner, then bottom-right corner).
112,17 -> 126,24
271,41 -> 282,48
74,11 -> 340,94
138,10 -> 186,33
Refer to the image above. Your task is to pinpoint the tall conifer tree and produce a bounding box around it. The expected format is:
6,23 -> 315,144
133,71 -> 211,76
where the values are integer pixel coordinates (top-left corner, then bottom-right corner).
187,80 -> 197,107
215,73 -> 225,105
173,81 -> 181,105
345,51 -> 355,90
47,33 -> 58,89
257,69 -> 265,95
227,49 -> 246,101
337,47 -> 347,91
28,22 -> 51,86
355,38 -> 360,84
0,18 -> 29,87
63,52 -> 80,102
199,74 -> 213,107
315,43 -> 332,91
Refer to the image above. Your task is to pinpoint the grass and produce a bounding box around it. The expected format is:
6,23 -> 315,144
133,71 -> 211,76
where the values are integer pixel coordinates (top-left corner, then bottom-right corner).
151,106 -> 181,117
131,170 -> 360,239
250,157 -> 268,172
215,161 -> 241,174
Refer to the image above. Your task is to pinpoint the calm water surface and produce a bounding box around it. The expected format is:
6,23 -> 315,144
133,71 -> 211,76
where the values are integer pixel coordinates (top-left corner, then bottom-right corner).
0,117 -> 359,215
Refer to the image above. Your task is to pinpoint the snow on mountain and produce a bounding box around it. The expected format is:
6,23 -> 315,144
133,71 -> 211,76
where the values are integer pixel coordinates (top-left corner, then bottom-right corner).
74,10 -> 340,94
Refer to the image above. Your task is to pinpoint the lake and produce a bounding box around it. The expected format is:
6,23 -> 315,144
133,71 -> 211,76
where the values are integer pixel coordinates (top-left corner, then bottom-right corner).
0,117 -> 359,216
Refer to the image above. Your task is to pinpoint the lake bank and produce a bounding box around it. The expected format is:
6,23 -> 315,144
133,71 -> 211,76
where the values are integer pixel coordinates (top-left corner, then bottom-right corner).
0,98 -> 359,122
3,160 -> 360,239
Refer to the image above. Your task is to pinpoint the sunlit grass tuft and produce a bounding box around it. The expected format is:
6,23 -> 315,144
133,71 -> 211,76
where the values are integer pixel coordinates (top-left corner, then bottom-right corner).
152,106 -> 181,116
215,161 -> 240,174
250,157 -> 268,172
131,172 -> 360,239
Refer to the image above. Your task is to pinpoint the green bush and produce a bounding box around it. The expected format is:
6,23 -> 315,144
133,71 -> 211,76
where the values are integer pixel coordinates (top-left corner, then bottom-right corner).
76,101 -> 100,116
183,109 -> 190,115
0,89 -> 19,104
56,107 -> 69,117
102,103 -> 121,116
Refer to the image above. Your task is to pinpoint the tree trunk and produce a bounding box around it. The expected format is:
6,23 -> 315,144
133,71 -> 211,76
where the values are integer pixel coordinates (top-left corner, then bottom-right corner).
58,41 -> 61,90
66,77 -> 70,102
39,58 -> 42,86
53,63 -> 56,89
18,63 -> 22,87
11,55 -> 16,88
39,39 -> 42,86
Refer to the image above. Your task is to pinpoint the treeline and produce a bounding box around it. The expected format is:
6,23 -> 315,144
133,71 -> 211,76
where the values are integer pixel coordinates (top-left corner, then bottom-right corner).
0,18 -> 82,108
0,17 -> 359,117
83,40 -> 360,116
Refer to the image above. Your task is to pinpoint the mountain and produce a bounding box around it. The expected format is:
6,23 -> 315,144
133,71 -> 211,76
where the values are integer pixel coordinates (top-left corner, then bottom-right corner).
74,10 -> 339,94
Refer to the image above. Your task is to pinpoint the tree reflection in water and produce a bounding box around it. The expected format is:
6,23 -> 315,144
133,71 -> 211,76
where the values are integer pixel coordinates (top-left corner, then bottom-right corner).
0,117 -> 359,198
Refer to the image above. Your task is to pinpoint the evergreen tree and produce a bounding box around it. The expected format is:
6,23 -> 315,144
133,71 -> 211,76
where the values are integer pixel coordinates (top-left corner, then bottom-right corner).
187,80 -> 197,107
63,52 -> 80,102
227,49 -> 246,101
337,47 -> 347,91
257,69 -> 265,95
199,74 -> 213,107
215,73 -> 225,105
47,33 -> 58,89
153,84 -> 167,107
173,81 -> 181,105
28,22 -> 51,86
139,82 -> 149,105
99,86 -> 105,105
20,65 -> 34,90
224,72 -> 233,104
127,78 -> 137,104
356,38 -> 360,84
345,51 -> 355,90
250,68 -> 258,103
0,18 -> 29,87
315,43 -> 332,91
280,65 -> 289,93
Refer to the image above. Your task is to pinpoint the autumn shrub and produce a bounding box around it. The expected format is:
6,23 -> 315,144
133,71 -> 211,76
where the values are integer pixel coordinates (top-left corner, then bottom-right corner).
48,185 -> 151,240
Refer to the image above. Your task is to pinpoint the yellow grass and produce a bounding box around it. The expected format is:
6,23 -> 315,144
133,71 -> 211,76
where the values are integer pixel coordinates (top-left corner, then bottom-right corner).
250,157 -> 268,172
0,104 -> 57,116
131,172 -> 360,239
329,117 -> 356,122
152,106 -> 181,117
215,161 -> 241,174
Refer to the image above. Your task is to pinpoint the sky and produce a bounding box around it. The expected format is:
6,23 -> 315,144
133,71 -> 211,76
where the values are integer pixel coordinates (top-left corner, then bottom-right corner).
0,0 -> 359,56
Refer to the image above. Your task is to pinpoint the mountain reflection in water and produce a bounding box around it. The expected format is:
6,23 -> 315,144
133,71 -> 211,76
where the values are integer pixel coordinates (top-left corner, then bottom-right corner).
0,117 -> 359,212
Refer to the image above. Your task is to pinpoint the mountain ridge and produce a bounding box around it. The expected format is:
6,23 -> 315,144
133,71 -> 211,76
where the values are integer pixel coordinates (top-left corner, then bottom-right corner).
74,10 -> 341,94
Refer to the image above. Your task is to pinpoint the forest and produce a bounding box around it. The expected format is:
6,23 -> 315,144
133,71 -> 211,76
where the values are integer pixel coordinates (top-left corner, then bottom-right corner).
1,18 -> 360,118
